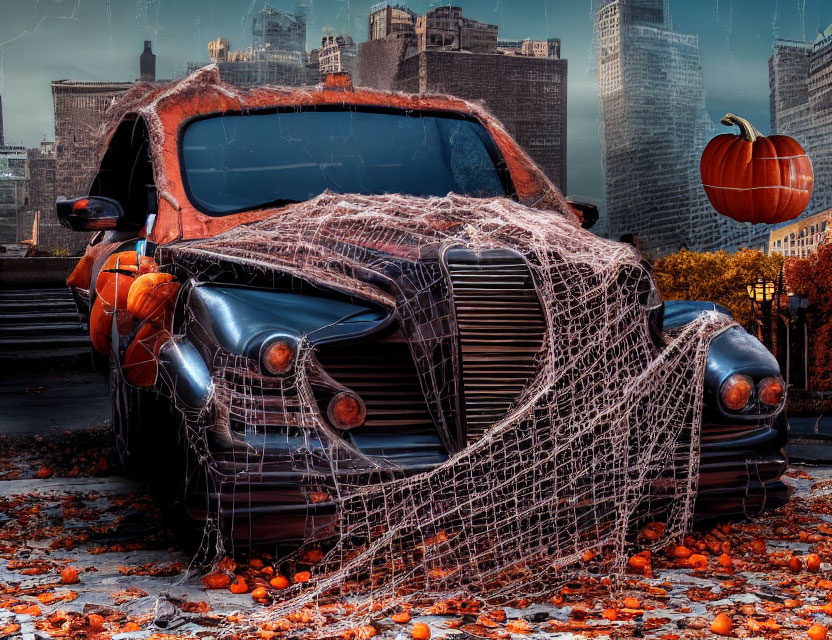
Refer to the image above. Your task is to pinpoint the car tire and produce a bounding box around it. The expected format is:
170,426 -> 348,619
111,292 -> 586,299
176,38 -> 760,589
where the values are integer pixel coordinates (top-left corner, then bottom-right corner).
109,358 -> 177,471
109,361 -> 219,558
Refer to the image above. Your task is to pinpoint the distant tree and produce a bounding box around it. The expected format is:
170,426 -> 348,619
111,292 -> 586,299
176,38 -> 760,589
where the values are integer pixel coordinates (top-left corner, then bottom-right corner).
652,248 -> 784,327
785,243 -> 832,390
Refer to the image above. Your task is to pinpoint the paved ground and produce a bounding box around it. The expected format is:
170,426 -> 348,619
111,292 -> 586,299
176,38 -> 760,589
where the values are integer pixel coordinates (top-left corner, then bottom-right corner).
786,416 -> 832,464
0,370 -> 110,436
7,366 -> 832,638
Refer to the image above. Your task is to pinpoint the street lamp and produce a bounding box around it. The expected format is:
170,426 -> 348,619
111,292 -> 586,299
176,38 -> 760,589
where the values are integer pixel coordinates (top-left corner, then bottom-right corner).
747,278 -> 775,349
746,279 -> 775,303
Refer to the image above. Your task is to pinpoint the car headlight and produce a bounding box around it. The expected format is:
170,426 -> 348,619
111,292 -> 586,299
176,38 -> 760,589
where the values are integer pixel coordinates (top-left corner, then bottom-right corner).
720,374 -> 753,411
260,336 -> 296,375
327,391 -> 366,430
758,377 -> 785,407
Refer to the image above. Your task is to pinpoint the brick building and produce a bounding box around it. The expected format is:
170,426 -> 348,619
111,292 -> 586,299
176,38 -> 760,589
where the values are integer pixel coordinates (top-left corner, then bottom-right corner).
368,3 -> 417,45
318,35 -> 357,77
188,58 -> 306,86
768,208 -> 831,258
21,141 -> 57,245
498,38 -> 561,59
357,38 -> 411,91
415,6 -> 498,53
0,145 -> 27,244
50,80 -> 132,251
6,141 -> 58,247
391,50 -> 567,193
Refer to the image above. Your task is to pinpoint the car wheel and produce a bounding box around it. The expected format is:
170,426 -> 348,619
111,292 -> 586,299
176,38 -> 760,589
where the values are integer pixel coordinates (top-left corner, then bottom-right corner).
109,358 -> 177,472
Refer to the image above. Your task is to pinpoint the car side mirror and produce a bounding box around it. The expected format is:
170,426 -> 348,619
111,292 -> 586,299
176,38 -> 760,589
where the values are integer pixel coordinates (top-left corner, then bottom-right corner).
56,196 -> 139,232
567,200 -> 599,230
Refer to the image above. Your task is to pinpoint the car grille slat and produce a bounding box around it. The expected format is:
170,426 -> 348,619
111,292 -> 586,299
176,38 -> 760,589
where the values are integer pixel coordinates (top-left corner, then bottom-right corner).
446,248 -> 547,444
315,342 -> 437,437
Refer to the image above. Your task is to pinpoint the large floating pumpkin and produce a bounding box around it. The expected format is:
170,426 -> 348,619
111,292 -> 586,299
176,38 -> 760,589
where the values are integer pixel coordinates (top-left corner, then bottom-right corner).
700,113 -> 813,224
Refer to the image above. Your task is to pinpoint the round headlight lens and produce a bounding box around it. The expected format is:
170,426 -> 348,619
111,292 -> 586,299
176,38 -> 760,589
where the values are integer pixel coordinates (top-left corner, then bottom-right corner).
327,391 -> 366,430
261,338 -> 295,375
720,374 -> 753,411
759,377 -> 785,407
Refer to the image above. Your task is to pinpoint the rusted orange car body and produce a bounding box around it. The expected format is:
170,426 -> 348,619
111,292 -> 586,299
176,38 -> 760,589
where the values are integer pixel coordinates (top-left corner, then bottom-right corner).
68,68 -> 565,294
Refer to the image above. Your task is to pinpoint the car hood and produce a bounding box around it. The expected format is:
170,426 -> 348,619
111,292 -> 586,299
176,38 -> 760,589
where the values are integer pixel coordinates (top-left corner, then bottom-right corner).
161,191 -> 640,451
161,192 -> 589,308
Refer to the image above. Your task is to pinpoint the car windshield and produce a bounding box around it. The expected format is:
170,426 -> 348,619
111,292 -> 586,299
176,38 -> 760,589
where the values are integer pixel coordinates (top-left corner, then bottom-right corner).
181,107 -> 512,215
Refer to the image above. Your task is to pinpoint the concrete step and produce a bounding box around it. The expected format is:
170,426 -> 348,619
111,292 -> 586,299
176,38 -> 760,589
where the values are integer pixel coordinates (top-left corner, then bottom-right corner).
0,293 -> 75,303
0,301 -> 78,314
0,311 -> 82,325
0,286 -> 90,362
0,346 -> 92,361
0,288 -> 71,297
1,323 -> 88,337
0,334 -> 91,352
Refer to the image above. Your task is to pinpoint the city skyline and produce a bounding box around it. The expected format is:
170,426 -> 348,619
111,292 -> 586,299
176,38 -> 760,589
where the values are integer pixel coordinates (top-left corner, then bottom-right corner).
0,0 -> 829,204
597,0 -> 770,256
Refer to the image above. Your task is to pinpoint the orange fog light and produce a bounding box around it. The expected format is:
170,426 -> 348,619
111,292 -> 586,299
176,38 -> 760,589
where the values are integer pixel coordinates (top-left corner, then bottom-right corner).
759,377 -> 785,406
327,391 -> 366,430
720,374 -> 753,411
261,338 -> 295,375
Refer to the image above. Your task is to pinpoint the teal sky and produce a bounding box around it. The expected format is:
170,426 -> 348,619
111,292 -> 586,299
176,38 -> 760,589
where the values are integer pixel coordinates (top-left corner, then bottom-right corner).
0,0 -> 829,202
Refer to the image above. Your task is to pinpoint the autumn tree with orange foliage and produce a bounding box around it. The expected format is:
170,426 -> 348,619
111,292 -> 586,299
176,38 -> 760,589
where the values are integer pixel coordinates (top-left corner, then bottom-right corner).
784,243 -> 832,390
652,248 -> 784,327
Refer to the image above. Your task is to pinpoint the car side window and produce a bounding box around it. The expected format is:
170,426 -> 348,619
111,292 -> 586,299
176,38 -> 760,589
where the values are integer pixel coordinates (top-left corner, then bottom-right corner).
89,118 -> 155,230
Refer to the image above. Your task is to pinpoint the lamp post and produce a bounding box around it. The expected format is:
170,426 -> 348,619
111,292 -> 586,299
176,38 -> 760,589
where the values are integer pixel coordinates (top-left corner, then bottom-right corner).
747,278 -> 775,350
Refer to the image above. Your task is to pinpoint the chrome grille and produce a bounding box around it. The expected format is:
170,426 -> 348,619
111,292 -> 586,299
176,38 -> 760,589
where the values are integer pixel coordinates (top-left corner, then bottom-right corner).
445,248 -> 547,443
315,340 -> 435,435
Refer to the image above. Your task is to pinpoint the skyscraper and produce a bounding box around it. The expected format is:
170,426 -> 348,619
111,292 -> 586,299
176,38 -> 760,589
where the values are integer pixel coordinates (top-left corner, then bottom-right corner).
252,5 -> 307,56
597,0 -> 767,256
770,28 -> 832,217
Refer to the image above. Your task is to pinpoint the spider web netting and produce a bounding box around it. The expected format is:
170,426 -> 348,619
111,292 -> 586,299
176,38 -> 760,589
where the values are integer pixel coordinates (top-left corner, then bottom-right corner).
150,191 -> 730,631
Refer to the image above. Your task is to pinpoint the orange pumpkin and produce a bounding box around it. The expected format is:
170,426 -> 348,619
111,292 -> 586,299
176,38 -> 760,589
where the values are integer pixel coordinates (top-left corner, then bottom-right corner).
391,611 -> 410,624
90,273 -> 134,354
809,623 -> 829,640
126,272 -> 179,325
229,575 -> 248,594
807,553 -> 822,572
270,575 -> 289,589
88,252 -> 161,354
123,323 -> 168,387
202,572 -> 231,590
700,113 -> 813,224
100,251 -> 158,275
710,613 -> 733,636
61,566 -> 79,584
411,623 -> 430,640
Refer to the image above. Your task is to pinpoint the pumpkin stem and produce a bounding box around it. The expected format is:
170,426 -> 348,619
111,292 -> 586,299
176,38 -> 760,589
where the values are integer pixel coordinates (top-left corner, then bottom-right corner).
720,113 -> 763,143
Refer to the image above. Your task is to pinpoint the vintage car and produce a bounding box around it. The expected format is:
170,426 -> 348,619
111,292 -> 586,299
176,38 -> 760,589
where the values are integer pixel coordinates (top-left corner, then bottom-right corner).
59,69 -> 790,544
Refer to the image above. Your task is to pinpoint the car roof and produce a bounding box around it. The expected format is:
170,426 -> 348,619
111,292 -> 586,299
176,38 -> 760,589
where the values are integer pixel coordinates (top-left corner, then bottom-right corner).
94,65 -> 571,244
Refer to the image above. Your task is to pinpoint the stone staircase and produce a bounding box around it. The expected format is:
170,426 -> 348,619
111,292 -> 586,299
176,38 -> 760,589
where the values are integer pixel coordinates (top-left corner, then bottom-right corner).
0,288 -> 91,362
